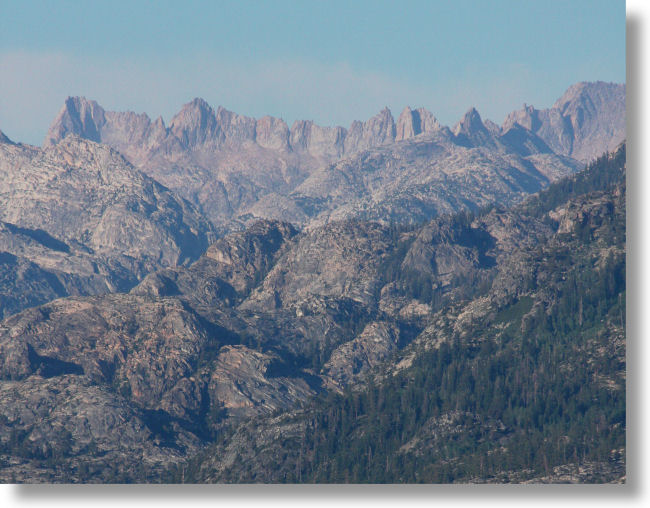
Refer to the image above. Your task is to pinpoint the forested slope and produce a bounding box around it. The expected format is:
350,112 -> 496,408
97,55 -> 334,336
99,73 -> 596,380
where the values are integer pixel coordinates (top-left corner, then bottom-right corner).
181,144 -> 626,484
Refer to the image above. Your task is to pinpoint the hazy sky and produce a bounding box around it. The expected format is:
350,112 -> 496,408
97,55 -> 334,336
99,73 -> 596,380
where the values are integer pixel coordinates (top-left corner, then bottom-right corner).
0,0 -> 625,145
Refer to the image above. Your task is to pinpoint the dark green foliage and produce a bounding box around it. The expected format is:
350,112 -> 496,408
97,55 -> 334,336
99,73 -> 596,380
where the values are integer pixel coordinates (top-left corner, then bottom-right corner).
376,231 -> 442,307
6,144 -> 626,484
277,242 -> 625,483
521,144 -> 625,219
179,143 -> 626,484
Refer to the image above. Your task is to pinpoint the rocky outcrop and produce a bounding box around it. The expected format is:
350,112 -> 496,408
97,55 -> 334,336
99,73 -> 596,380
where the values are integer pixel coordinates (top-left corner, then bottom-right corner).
502,82 -> 625,162
343,107 -> 397,153
208,345 -> 316,420
0,289 -> 322,481
0,79 -> 628,483
0,136 -> 214,270
184,146 -> 626,485
44,96 -> 107,146
132,220 -> 297,308
0,130 -> 15,145
255,116 -> 291,151
0,136 -> 215,319
0,249 -> 67,321
41,82 -> 623,233
453,107 -> 496,148
37,99 -> 450,231
243,221 -> 394,310
202,220 -> 298,294
271,129 -> 580,228
0,374 -> 194,483
323,321 -> 400,385
42,83 -> 623,234
0,144 -> 626,482
395,107 -> 440,141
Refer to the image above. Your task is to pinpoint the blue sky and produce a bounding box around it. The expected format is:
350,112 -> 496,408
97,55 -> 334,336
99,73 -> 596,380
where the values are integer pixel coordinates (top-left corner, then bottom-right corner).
0,0 -> 625,145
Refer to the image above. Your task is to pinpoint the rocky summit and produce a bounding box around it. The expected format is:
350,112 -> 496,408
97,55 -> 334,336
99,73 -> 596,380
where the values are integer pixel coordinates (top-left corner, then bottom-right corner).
0,82 -> 625,483
40,82 -> 623,233
0,135 -> 215,319
502,82 -> 625,162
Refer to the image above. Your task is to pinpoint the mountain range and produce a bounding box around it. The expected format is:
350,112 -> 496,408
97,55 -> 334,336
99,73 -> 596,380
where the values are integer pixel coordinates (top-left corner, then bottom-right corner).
0,81 -> 625,483
41,82 -> 624,230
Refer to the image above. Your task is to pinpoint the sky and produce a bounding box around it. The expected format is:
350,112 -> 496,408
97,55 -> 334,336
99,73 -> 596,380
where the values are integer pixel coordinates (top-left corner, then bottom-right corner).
0,0 -> 626,145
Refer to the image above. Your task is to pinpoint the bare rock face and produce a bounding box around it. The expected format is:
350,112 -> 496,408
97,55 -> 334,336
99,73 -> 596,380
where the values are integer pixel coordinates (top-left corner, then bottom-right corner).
453,107 -> 496,148
243,221 -> 393,311
396,107 -> 421,141
42,98 -> 405,230
202,220 -> 297,294
129,219 -> 384,372
279,129 -> 580,228
169,98 -> 223,147
0,145 -> 626,482
0,130 -> 15,145
41,82 -> 624,232
208,345 -> 316,420
548,189 -> 621,238
0,136 -> 214,269
132,219 -> 297,307
553,82 -> 626,161
323,321 -> 400,385
0,374 -> 193,483
502,82 -> 625,162
0,217 -> 147,319
255,116 -> 290,151
499,123 -> 554,156
289,120 -> 346,160
0,249 -> 67,320
344,107 -> 397,153
0,289 -> 322,480
483,119 -> 502,136
396,107 -> 440,141
44,96 -> 107,146
0,136 -> 215,319
0,295 -> 211,397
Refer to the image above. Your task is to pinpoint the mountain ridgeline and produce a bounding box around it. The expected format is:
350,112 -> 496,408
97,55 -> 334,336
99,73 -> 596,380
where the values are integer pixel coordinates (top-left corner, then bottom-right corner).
0,82 -> 625,483
1,82 -> 624,321
178,143 -> 627,484
41,82 -> 622,231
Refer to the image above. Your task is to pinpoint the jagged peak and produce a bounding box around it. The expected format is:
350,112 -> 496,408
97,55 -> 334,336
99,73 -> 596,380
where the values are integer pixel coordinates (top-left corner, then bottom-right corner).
552,81 -> 625,111
463,106 -> 481,121
290,118 -> 314,130
188,97 -> 212,110
168,98 -> 220,146
63,95 -> 102,111
43,96 -> 107,147
364,107 -> 395,131
171,97 -> 216,121
396,106 -> 419,141
0,129 -> 14,145
483,119 -> 502,136
396,106 -> 440,141
501,103 -> 540,132
453,107 -> 486,136
377,106 -> 394,119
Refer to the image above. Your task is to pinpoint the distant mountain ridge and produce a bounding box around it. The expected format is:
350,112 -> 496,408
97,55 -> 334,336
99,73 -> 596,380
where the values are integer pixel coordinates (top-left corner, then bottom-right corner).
502,81 -> 625,162
0,143 -> 626,483
0,82 -> 623,318
0,79 -> 627,483
44,81 -> 625,164
39,81 -> 623,232
44,97 -> 437,161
